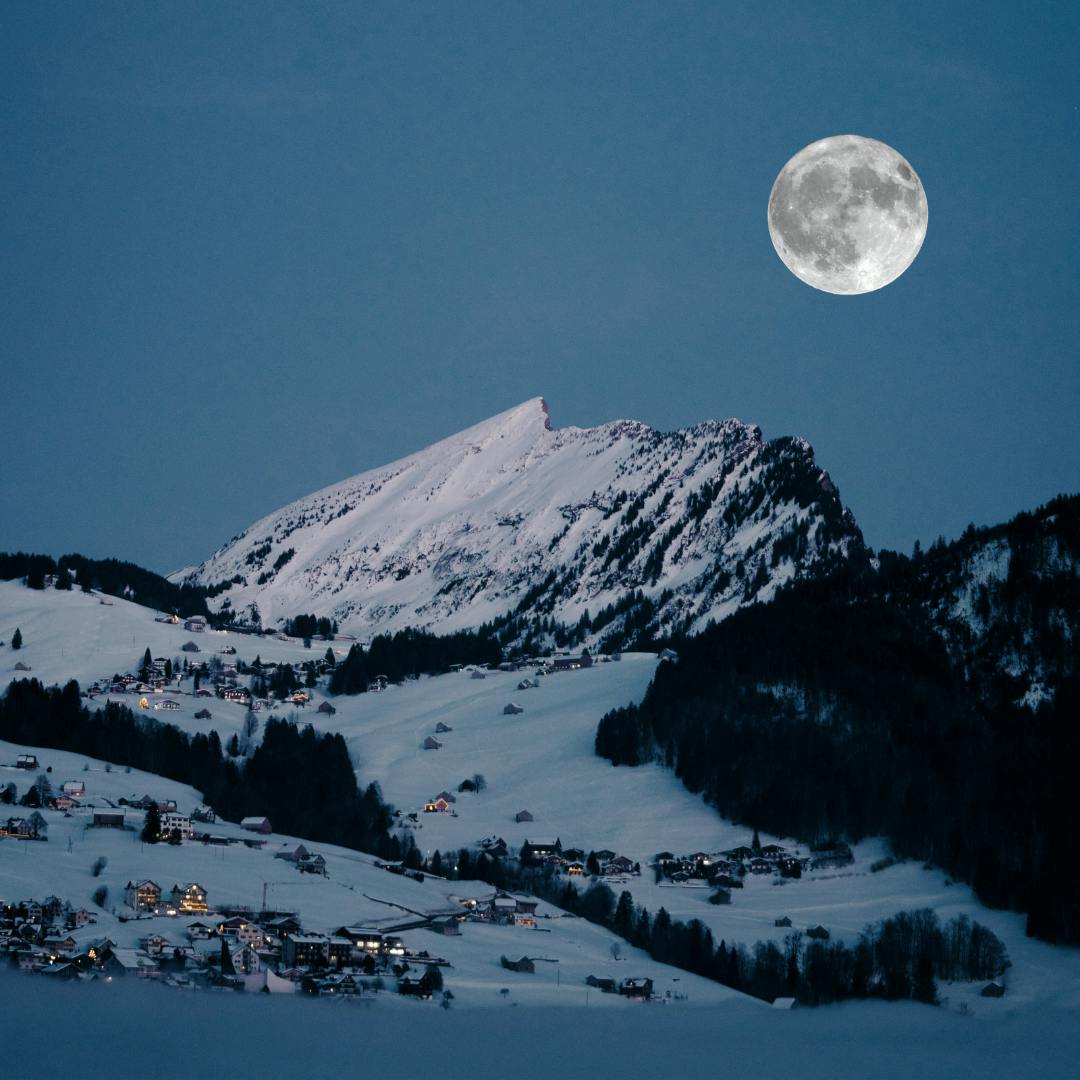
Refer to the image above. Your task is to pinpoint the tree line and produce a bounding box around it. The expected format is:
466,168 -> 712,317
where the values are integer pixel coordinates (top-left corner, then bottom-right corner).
281,613 -> 339,640
416,847 -> 1004,1005
328,627 -> 502,694
0,678 -> 397,858
0,550 -> 211,619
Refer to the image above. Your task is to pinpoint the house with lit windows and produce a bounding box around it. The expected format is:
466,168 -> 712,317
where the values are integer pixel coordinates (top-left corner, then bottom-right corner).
125,880 -> 162,912
171,882 -> 208,914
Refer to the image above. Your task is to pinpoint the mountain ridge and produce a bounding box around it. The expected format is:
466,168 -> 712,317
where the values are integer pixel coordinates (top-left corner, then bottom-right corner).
174,398 -> 863,644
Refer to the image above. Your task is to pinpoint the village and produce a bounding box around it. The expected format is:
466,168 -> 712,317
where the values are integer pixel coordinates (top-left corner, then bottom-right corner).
68,612 -> 636,721
0,745 -> 673,1006
0,610 -> 991,1014
0,626 -> 852,1005
0,590 -> 1052,1024
2,862 -> 667,1004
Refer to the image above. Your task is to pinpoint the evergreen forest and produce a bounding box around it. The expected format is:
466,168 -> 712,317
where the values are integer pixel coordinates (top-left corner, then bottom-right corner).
596,495 -> 1080,944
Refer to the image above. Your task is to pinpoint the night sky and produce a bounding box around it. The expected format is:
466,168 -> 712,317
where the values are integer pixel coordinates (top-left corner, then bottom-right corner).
3,2 -> 1077,572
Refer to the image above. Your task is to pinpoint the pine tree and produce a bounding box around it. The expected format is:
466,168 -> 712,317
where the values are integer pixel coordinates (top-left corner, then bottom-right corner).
613,890 -> 636,940
752,828 -> 762,856
785,934 -> 801,994
730,944 -> 747,990
457,849 -> 472,879
913,946 -> 937,1004
11,628 -> 22,650
142,804 -> 161,844
19,783 -> 42,808
139,647 -> 152,682
221,938 -> 236,976
652,907 -> 672,961
630,907 -> 652,950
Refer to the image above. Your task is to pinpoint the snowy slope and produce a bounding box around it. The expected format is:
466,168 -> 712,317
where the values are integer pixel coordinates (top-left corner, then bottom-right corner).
0,736 -> 744,1012
0,579 -> 324,687
4,584 -> 1079,1022
173,398 -> 861,641
293,662 -> 1080,1019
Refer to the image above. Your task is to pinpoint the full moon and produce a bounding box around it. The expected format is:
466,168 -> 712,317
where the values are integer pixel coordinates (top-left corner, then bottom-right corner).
767,135 -> 928,295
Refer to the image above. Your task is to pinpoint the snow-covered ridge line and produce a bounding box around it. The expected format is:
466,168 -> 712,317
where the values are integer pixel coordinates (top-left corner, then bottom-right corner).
175,398 -> 861,641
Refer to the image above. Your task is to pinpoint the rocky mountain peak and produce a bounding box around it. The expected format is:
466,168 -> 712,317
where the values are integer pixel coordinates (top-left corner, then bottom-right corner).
175,399 -> 863,645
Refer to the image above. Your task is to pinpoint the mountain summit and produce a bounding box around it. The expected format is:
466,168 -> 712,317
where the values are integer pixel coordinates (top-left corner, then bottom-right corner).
175,398 -> 862,642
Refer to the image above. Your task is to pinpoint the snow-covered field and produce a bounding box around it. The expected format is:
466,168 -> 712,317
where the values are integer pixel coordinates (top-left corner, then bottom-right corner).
3,580 -> 1080,1074
4,970 -> 1078,1080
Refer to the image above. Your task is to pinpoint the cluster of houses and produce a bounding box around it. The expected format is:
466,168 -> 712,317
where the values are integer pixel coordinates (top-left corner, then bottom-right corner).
456,891 -> 539,929
0,896 -> 98,975
1,772 -> 101,835
519,838 -> 640,879
1,763 -> 247,854
74,630 -> 636,733
455,834 -> 641,880
124,880 -> 210,915
654,838 -> 854,888
445,649 -> 625,682
81,647 -> 333,716
2,882 -> 456,999
2,767 -> 277,861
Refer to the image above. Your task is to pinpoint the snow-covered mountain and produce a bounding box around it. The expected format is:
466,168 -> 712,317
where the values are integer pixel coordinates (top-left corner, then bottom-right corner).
174,398 -> 862,641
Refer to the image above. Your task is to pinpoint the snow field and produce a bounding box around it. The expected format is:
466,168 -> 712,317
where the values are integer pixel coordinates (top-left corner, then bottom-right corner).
3,582 -> 1080,1027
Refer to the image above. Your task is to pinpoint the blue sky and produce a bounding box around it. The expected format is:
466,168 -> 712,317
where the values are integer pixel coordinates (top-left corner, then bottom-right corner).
2,2 -> 1077,572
